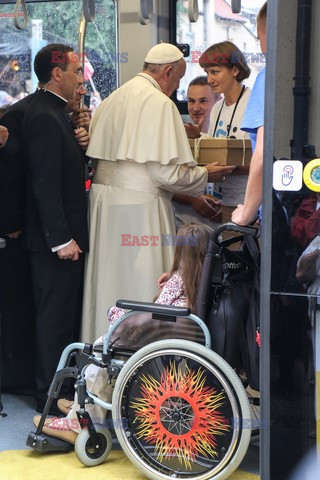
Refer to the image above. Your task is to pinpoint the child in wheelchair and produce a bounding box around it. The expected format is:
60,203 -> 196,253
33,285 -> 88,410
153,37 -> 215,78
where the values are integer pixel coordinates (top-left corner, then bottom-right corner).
32,223 -> 213,444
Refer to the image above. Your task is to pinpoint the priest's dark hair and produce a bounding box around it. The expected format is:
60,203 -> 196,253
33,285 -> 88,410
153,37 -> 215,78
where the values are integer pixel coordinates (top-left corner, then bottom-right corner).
34,43 -> 74,84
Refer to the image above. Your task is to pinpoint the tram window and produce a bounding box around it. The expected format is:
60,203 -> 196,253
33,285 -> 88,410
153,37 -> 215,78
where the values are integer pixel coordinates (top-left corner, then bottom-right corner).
175,0 -> 266,102
0,0 -> 117,109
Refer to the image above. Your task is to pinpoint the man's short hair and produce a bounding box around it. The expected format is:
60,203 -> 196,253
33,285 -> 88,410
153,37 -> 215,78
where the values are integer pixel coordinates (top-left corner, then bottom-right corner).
188,76 -> 209,88
34,43 -> 74,84
187,76 -> 221,103
257,2 -> 267,30
199,41 -> 251,83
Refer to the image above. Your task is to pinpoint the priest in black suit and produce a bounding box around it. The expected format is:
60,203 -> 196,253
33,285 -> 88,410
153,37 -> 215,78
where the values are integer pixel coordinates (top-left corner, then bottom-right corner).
22,44 -> 89,411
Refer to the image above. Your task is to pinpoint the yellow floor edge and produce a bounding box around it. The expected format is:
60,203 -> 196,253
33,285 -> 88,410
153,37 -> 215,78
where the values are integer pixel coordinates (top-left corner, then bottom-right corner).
0,449 -> 259,480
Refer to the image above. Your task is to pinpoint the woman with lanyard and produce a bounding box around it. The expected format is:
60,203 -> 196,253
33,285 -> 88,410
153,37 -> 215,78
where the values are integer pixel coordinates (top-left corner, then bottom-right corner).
199,41 -> 251,224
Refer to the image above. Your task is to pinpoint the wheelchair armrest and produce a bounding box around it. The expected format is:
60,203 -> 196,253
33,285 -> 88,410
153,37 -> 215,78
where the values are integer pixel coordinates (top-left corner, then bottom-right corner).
116,299 -> 191,317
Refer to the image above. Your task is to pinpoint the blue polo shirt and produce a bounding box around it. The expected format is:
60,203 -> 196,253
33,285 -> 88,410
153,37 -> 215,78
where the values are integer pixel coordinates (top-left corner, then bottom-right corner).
241,67 -> 265,152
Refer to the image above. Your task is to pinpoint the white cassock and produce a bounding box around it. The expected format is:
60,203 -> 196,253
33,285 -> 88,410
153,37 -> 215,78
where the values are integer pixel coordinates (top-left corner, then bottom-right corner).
82,73 -> 208,342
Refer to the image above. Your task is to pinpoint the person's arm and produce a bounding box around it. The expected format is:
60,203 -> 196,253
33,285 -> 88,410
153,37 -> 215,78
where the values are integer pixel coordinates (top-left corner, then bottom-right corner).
155,272 -> 186,307
232,126 -> 264,225
0,126 -> 8,148
71,106 -> 91,131
147,162 -> 236,197
74,127 -> 90,150
173,193 -> 221,220
184,117 -> 204,139
0,110 -> 21,156
296,249 -> 320,283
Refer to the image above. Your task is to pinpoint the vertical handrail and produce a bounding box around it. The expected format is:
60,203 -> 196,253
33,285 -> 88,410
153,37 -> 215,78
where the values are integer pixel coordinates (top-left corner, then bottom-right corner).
78,11 -> 87,74
78,0 -> 95,105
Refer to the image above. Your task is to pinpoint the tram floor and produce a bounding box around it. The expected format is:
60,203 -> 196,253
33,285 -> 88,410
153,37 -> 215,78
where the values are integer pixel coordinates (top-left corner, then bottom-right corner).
0,393 -> 260,479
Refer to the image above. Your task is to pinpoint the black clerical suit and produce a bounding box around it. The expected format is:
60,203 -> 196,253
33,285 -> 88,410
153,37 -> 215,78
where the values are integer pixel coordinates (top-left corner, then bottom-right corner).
22,90 -> 89,406
0,93 -> 39,392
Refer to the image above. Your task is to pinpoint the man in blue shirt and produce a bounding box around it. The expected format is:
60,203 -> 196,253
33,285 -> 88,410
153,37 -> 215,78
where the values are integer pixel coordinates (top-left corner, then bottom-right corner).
232,2 -> 267,225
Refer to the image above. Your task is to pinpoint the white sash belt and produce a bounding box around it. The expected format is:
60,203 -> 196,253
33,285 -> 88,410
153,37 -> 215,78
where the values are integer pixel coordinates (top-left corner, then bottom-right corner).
93,160 -> 172,200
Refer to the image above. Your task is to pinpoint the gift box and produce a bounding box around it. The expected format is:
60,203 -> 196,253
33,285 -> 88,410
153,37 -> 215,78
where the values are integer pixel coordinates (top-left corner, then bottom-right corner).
189,138 -> 252,167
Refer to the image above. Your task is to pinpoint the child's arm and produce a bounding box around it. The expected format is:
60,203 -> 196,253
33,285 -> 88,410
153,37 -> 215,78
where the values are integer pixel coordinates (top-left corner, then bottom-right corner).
156,272 -> 186,307
157,271 -> 170,289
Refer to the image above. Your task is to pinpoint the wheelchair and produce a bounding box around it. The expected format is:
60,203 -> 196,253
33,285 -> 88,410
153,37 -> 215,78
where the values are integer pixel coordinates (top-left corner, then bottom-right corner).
27,223 -> 259,480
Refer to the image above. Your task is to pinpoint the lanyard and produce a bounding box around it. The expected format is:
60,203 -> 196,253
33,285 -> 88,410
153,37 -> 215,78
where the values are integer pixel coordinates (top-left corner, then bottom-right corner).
212,85 -> 246,138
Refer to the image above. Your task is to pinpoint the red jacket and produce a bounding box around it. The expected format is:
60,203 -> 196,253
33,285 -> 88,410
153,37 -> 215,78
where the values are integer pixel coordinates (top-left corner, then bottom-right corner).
290,194 -> 320,248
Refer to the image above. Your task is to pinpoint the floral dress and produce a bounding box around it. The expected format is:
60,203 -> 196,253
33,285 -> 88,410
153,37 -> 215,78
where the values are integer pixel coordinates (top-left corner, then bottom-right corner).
107,271 -> 187,324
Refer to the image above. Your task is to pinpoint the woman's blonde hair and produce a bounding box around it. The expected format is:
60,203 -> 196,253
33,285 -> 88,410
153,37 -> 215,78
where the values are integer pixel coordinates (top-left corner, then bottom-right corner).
170,223 -> 212,313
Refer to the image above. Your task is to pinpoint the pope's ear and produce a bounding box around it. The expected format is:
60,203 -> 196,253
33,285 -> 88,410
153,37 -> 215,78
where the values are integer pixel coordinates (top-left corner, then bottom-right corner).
162,64 -> 173,81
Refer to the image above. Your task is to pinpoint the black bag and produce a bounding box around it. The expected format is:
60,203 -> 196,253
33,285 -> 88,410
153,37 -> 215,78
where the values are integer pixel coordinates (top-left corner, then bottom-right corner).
243,267 -> 260,390
196,224 -> 260,390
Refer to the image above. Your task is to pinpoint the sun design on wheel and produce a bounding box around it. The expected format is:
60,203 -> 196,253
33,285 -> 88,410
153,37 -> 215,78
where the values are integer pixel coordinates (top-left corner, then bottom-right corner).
130,361 -> 231,469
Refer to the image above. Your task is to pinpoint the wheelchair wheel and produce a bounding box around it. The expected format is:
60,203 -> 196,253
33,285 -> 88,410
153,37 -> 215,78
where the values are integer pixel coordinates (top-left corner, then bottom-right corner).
75,425 -> 112,466
112,339 -> 251,480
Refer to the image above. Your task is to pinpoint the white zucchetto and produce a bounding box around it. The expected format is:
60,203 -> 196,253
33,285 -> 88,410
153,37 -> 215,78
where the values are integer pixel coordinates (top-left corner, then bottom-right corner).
144,43 -> 184,64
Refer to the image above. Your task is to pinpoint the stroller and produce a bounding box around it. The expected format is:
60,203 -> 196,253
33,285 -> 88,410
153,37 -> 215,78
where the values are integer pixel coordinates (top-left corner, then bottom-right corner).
27,223 -> 260,480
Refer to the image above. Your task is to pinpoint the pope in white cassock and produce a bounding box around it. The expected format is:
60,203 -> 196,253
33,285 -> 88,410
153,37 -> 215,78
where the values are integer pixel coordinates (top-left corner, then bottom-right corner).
82,43 -> 235,341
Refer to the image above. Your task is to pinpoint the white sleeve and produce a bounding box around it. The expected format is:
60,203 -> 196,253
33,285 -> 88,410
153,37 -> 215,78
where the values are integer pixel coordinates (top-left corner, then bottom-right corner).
51,239 -> 73,252
146,162 -> 208,196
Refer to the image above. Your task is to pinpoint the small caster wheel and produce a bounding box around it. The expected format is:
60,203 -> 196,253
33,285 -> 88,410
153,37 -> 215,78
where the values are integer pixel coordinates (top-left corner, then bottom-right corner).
75,425 -> 112,466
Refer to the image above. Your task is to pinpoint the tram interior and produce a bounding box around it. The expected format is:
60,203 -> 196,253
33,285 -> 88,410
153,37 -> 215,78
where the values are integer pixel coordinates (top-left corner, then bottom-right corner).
0,1 -> 319,480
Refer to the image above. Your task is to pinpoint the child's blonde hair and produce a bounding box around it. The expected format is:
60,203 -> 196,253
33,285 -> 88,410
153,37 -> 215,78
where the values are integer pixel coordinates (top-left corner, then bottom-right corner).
170,223 -> 212,313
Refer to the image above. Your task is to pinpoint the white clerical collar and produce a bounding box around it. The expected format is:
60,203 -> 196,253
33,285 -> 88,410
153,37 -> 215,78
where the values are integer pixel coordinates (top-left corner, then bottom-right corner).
136,73 -> 162,92
43,89 -> 68,104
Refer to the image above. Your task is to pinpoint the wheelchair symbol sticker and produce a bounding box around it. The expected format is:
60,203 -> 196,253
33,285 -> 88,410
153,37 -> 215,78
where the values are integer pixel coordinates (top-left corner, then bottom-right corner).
273,160 -> 303,191
303,159 -> 320,192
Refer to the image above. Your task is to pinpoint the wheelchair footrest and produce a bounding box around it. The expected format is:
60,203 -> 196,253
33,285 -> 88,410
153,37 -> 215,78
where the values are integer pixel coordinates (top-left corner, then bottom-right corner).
26,431 -> 74,452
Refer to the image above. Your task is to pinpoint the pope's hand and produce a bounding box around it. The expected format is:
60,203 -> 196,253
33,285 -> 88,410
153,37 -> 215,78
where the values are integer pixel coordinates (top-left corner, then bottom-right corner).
205,162 -> 236,183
